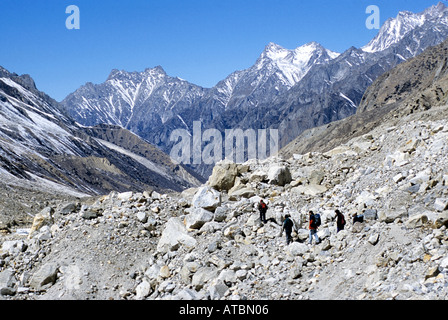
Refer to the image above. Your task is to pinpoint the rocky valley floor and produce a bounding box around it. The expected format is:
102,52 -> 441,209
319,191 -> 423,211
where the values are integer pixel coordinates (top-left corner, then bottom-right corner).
1,105 -> 448,301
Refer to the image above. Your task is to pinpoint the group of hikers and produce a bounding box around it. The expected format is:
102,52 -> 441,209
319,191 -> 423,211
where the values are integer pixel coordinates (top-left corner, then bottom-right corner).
258,199 -> 351,245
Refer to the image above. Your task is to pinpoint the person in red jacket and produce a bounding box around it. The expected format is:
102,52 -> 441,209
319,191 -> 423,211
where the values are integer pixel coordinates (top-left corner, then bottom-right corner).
308,211 -> 320,245
258,200 -> 268,224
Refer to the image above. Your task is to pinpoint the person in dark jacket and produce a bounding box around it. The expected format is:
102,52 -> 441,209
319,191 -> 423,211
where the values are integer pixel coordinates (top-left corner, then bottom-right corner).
308,211 -> 320,245
335,209 -> 346,233
280,214 -> 294,245
352,211 -> 364,224
258,200 -> 268,224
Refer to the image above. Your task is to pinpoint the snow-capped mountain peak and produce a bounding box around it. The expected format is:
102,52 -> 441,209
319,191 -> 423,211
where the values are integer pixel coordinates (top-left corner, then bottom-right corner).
0,66 -> 202,195
106,66 -> 167,82
362,2 -> 448,53
256,41 -> 340,87
262,42 -> 290,60
261,41 -> 339,64
425,1 -> 447,17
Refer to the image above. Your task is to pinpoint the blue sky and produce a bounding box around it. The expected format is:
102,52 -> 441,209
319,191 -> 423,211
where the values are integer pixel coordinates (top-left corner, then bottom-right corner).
0,0 -> 441,101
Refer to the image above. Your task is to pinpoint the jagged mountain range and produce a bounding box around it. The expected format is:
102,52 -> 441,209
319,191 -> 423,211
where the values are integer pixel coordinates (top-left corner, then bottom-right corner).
362,1 -> 448,53
280,34 -> 448,158
61,3 -> 448,178
0,67 -> 202,198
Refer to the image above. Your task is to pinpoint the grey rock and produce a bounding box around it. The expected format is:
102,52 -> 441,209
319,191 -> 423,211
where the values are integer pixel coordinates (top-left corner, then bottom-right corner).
0,269 -> 16,296
228,187 -> 256,200
175,288 -> 202,300
80,206 -> 101,220
213,206 -> 228,222
363,209 -> 378,220
29,263 -> 59,290
136,211 -> 148,223
379,208 -> 408,223
185,207 -> 214,230
208,161 -> 238,191
157,218 -> 197,253
309,170 -> 326,185
209,280 -> 229,300
2,240 -> 27,256
135,280 -> 152,299
286,242 -> 308,256
268,166 -> 292,186
191,267 -> 218,290
435,211 -> 448,228
320,239 -> 332,251
58,202 -> 80,215
0,287 -> 17,296
192,186 -> 221,212
368,234 -> 380,246
406,214 -> 428,229
434,198 -> 448,212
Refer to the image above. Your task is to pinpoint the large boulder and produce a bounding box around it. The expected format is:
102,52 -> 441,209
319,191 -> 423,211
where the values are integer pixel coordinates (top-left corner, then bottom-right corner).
29,263 -> 59,290
228,187 -> 256,200
267,166 -> 292,186
434,198 -> 448,212
157,218 -> 197,253
1,240 -> 27,256
57,202 -> 80,215
135,280 -> 152,300
191,266 -> 218,290
192,186 -> 221,212
435,211 -> 448,228
291,184 -> 328,196
286,242 -> 309,256
184,207 -> 214,230
208,160 -> 238,191
28,207 -> 54,239
379,207 -> 408,223
0,269 -> 16,296
405,214 -> 428,228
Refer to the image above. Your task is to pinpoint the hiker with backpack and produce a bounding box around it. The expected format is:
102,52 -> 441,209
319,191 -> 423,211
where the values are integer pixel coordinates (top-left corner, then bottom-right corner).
258,200 -> 268,224
335,209 -> 346,232
280,214 -> 294,245
308,210 -> 321,245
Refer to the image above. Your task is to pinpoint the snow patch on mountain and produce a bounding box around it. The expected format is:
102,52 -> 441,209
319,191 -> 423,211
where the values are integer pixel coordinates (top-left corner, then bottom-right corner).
258,42 -> 340,87
339,93 -> 358,109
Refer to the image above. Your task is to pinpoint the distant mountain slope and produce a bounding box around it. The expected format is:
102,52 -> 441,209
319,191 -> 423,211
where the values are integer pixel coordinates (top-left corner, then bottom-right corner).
0,67 -> 200,198
358,37 -> 448,114
280,36 -> 448,159
81,124 -> 204,187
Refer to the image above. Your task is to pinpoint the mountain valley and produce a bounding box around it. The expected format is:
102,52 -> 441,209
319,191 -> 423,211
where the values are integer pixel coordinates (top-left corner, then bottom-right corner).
1,2 -> 448,303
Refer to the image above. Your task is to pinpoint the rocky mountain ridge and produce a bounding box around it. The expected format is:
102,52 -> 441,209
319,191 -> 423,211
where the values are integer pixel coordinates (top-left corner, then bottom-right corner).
62,3 -> 448,178
0,67 -> 202,229
362,1 -> 448,53
280,33 -> 448,159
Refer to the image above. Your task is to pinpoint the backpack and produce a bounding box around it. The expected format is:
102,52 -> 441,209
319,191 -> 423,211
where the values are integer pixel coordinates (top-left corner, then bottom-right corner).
260,202 -> 267,210
314,213 -> 321,227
